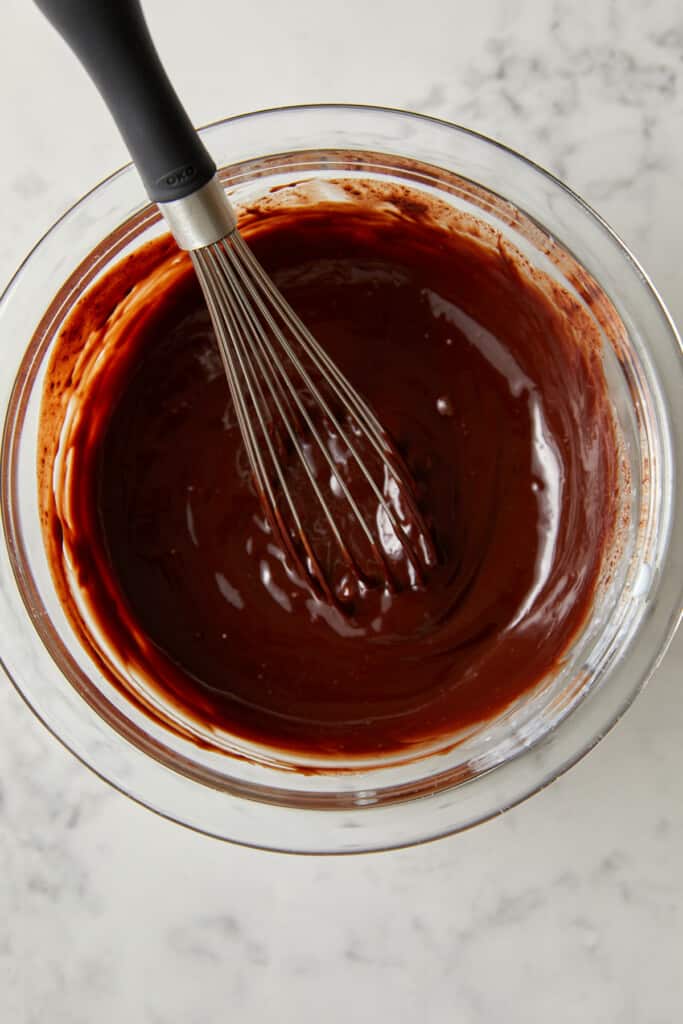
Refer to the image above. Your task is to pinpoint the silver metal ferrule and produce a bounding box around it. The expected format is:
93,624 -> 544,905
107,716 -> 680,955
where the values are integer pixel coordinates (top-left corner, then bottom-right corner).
158,175 -> 237,251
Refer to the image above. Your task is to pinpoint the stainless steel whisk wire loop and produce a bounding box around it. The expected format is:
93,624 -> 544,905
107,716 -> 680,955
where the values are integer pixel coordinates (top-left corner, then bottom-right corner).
191,230 -> 437,598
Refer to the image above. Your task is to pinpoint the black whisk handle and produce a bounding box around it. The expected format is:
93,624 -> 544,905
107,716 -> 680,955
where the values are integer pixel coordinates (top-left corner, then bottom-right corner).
34,0 -> 215,203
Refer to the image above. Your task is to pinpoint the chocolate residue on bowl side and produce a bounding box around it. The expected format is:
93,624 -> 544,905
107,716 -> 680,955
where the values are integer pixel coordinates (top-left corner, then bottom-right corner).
38,180 -> 619,757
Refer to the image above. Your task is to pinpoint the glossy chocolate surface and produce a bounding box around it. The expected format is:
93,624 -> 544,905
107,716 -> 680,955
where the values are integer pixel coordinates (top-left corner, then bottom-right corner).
39,185 -> 618,755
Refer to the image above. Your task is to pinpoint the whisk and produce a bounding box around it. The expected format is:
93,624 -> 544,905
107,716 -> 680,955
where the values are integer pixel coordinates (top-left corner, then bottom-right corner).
36,0 -> 436,600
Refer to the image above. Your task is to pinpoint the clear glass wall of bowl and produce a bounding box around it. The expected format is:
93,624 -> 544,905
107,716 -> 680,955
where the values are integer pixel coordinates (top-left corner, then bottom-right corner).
1,106 -> 680,851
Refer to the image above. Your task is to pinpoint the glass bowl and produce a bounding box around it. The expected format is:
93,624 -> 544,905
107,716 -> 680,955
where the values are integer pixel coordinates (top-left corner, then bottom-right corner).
1,105 -> 681,853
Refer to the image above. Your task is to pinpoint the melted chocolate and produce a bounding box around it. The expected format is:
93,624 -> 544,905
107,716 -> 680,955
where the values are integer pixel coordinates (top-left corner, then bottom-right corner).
39,186 -> 618,756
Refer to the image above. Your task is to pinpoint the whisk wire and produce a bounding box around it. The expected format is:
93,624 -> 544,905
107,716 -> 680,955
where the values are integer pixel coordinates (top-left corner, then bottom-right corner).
193,249 -> 332,596
192,228 -> 436,598
219,234 -> 429,585
192,255 -> 275,510
236,235 -> 388,442
213,241 -> 386,573
232,234 -> 437,570
205,244 -> 357,591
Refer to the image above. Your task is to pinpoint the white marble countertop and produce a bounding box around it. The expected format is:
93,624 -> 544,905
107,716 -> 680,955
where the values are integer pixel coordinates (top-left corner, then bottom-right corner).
1,0 -> 681,1020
